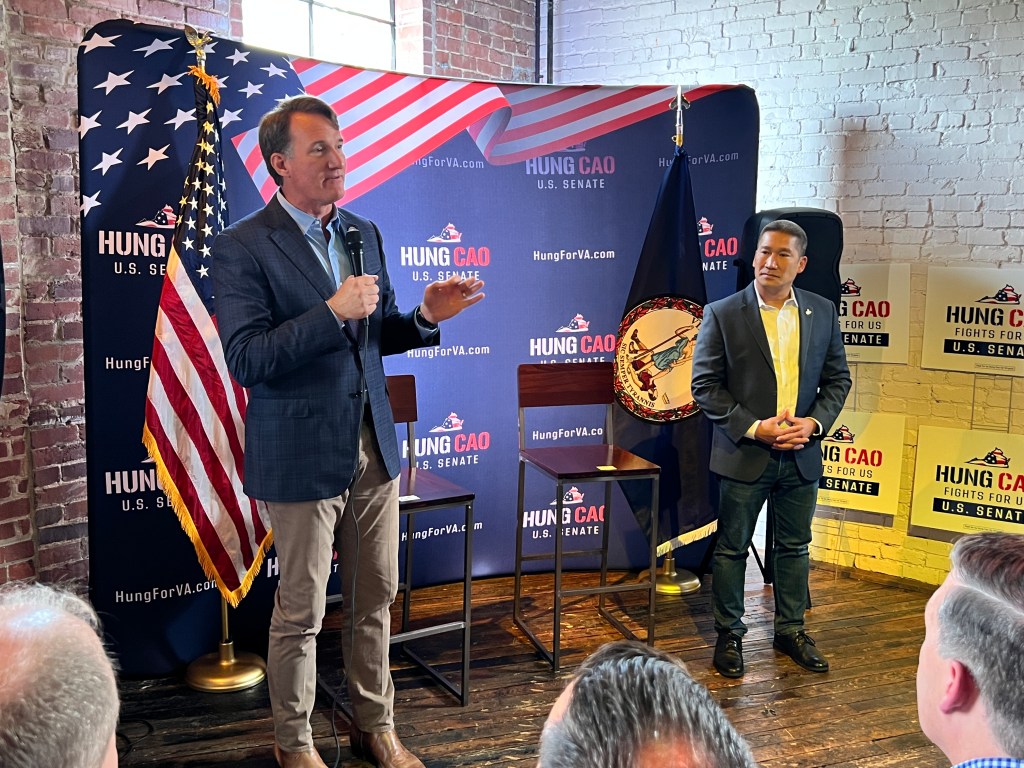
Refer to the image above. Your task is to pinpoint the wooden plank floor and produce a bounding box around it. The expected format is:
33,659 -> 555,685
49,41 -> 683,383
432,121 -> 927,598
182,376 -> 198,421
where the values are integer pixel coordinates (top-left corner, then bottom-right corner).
116,561 -> 946,767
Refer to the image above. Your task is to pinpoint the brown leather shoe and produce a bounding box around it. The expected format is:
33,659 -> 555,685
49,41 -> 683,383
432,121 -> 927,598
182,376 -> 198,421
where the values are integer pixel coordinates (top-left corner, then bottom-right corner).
273,743 -> 329,768
349,724 -> 425,768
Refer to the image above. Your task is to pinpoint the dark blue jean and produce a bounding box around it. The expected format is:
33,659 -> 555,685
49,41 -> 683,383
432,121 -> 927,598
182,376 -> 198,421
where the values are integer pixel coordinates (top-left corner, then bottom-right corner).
712,452 -> 818,637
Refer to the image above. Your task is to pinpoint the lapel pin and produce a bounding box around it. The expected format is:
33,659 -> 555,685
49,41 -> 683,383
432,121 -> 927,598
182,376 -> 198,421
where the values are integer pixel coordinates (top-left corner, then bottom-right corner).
805,308 -> 812,315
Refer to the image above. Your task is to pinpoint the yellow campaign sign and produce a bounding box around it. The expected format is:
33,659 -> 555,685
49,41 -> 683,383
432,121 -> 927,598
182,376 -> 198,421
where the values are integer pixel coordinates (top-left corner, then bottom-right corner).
920,266 -> 1024,377
911,425 -> 1024,534
818,410 -> 905,516
839,264 -> 911,364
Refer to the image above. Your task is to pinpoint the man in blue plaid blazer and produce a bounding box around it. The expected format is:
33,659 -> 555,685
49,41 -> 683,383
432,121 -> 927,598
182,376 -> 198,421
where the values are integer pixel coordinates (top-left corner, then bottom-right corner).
213,96 -> 483,768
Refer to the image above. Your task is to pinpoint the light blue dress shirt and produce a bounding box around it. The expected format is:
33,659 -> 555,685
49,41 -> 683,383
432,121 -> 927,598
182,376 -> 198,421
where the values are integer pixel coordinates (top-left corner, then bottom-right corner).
276,190 -> 351,286
275,191 -> 436,337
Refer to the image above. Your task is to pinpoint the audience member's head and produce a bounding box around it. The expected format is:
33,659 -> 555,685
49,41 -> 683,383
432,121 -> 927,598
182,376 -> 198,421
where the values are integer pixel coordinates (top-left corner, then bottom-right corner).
916,532 -> 1024,763
538,640 -> 756,768
0,582 -> 120,768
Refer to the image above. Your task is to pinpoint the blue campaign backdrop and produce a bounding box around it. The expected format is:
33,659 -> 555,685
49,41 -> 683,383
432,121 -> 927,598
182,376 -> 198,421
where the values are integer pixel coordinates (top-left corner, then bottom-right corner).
79,20 -> 758,674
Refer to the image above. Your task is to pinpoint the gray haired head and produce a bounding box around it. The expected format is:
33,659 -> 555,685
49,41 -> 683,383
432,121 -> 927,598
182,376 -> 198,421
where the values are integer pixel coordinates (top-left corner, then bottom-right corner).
538,641 -> 757,768
938,532 -> 1024,757
0,582 -> 120,768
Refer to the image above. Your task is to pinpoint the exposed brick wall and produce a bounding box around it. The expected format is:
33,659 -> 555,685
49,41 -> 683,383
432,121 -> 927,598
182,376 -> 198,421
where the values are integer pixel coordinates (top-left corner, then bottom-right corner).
553,0 -> 1024,585
0,0 -> 239,587
0,3 -> 33,585
428,0 -> 535,81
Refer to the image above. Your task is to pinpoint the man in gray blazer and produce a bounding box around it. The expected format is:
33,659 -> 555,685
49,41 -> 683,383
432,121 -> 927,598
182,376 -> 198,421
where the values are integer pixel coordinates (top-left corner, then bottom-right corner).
691,219 -> 850,679
213,96 -> 483,768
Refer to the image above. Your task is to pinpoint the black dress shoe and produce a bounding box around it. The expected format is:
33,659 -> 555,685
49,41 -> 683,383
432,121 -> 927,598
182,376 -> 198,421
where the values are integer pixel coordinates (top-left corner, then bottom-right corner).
773,631 -> 829,672
713,632 -> 744,678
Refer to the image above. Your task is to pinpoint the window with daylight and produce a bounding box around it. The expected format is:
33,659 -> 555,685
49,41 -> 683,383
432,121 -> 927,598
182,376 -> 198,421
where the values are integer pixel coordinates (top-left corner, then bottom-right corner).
241,0 -> 395,70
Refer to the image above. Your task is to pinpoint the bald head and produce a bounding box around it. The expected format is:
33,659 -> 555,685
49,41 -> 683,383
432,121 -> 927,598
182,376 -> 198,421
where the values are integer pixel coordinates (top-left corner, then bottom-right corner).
0,583 -> 120,768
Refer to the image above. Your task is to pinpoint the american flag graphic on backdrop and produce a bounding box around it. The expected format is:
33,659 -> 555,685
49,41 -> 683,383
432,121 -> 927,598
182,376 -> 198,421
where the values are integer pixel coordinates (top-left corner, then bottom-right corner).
78,20 -> 678,606
232,61 -> 675,204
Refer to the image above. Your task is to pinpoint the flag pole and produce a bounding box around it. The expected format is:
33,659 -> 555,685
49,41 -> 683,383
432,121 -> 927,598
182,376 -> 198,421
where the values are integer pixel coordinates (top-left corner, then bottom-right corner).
173,25 -> 266,691
186,595 -> 267,691
670,84 -> 689,148
643,86 -> 701,596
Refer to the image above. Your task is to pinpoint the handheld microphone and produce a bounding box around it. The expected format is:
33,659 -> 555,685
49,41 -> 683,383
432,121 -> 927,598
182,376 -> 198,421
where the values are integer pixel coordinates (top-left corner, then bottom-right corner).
345,225 -> 369,349
345,225 -> 364,278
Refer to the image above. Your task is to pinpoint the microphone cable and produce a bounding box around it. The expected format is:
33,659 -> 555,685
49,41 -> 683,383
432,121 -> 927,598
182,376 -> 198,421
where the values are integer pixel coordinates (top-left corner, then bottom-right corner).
329,224 -> 368,768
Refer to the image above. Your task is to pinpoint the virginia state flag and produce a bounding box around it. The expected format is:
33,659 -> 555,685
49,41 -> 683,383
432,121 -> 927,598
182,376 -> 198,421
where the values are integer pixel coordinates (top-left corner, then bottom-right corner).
614,146 -> 717,562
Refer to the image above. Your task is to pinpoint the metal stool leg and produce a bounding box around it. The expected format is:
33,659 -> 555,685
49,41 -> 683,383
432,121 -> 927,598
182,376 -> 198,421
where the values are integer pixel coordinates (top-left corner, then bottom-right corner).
647,481 -> 659,645
513,460 -> 527,624
553,482 -> 564,671
402,511 -> 415,633
460,500 -> 473,705
598,482 -> 612,612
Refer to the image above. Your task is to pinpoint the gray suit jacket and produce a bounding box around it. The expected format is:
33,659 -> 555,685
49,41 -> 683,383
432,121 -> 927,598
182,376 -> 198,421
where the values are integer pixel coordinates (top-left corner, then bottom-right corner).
211,196 -> 438,503
691,283 -> 851,483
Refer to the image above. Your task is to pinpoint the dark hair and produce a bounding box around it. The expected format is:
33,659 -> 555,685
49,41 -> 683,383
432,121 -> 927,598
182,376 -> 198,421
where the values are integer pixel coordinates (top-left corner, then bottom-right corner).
760,219 -> 808,256
538,641 -> 756,768
258,95 -> 340,186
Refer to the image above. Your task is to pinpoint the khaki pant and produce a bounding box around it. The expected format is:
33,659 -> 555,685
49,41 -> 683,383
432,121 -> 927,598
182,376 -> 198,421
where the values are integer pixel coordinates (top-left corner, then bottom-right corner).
265,419 -> 399,750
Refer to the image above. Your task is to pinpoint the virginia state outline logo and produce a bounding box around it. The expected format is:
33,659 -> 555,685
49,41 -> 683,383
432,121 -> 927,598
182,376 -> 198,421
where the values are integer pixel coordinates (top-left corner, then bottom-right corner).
840,277 -> 862,297
136,203 -> 177,229
978,284 -> 1021,305
556,313 -> 590,332
551,487 -> 585,505
429,412 -> 464,433
426,222 -> 462,243
966,447 -> 1011,467
823,424 -> 856,443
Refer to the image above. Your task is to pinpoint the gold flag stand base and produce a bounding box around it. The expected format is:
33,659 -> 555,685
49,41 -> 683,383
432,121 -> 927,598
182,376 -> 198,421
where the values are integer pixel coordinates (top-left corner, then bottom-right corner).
641,552 -> 701,596
186,640 -> 266,692
185,598 -> 267,692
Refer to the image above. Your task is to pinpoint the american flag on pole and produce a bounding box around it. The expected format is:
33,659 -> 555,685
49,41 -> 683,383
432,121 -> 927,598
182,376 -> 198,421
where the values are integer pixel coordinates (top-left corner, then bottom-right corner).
141,60 -> 271,607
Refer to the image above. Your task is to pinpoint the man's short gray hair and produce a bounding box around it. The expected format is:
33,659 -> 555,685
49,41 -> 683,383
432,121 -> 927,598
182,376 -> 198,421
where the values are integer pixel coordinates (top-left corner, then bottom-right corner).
538,641 -> 757,768
0,582 -> 120,768
939,532 -> 1024,757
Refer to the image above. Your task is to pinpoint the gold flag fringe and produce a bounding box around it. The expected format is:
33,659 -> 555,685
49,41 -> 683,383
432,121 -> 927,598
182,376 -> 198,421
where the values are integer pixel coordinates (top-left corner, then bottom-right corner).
142,424 -> 272,607
188,65 -> 221,105
655,518 -> 718,558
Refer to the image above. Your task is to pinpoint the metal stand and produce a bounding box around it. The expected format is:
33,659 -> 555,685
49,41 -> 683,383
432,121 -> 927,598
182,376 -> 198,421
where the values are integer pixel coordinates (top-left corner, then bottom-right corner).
185,597 -> 266,692
640,551 -> 701,596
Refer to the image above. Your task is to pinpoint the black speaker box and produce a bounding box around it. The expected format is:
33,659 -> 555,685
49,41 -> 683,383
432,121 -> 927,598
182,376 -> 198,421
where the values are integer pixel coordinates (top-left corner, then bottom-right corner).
736,207 -> 844,311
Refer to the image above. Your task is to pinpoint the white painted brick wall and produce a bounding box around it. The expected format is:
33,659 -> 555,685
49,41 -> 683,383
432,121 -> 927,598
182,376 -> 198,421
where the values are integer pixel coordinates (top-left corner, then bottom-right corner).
554,0 -> 1024,586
